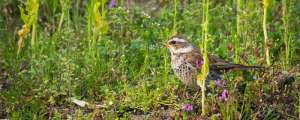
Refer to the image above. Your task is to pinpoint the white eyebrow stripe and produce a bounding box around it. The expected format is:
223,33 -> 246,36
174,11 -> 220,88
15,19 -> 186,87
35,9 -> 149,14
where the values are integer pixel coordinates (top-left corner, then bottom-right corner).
172,37 -> 186,42
174,45 -> 193,53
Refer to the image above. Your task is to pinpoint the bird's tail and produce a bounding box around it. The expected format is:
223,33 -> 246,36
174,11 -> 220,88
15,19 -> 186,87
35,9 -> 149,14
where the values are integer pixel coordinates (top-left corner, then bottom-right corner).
210,63 -> 265,71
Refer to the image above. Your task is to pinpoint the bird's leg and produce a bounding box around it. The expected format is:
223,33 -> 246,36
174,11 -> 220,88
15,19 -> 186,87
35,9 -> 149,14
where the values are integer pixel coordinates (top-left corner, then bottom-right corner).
183,85 -> 189,98
192,91 -> 200,101
192,87 -> 201,101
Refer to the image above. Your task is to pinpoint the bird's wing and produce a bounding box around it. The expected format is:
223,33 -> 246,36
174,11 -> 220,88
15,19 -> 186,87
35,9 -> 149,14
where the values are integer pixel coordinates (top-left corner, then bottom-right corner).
184,50 -> 232,70
184,49 -> 262,71
208,54 -> 262,71
184,49 -> 203,70
208,54 -> 230,65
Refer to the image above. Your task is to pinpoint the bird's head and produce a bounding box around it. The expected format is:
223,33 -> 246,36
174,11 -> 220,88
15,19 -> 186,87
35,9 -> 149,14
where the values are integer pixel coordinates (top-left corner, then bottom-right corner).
165,36 -> 194,55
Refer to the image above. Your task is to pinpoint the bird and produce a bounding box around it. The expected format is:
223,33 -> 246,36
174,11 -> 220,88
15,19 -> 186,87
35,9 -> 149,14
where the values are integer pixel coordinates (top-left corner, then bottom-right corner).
165,35 -> 262,88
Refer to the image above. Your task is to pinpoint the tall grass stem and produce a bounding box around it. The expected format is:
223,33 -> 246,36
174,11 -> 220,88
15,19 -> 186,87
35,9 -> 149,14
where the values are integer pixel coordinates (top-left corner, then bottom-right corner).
263,0 -> 271,66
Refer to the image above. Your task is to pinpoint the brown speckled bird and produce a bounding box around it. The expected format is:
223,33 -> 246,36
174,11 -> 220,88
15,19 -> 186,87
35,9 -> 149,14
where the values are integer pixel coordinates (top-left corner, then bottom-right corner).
165,36 -> 261,87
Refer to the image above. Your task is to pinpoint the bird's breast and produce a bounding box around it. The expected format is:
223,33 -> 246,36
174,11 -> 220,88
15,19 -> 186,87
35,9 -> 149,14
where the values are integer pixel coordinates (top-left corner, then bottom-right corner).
171,55 -> 185,69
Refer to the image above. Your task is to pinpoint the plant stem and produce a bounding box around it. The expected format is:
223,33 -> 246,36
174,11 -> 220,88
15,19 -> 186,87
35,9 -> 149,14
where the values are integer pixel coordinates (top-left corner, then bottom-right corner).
263,0 -> 271,66
173,0 -> 177,34
235,0 -> 240,63
282,0 -> 290,69
200,0 -> 209,116
31,0 -> 39,48
236,0 -> 240,37
58,12 -> 65,32
31,24 -> 36,47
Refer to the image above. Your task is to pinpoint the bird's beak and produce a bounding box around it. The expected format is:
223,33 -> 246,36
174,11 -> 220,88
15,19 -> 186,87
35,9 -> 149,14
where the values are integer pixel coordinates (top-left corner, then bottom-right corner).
164,42 -> 169,48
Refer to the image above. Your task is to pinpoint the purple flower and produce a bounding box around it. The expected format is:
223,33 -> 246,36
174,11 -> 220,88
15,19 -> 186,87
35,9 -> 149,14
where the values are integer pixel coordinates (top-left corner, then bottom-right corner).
109,0 -> 116,8
182,104 -> 193,112
256,111 -> 264,119
215,79 -> 226,88
165,116 -> 173,120
195,59 -> 203,69
218,89 -> 229,101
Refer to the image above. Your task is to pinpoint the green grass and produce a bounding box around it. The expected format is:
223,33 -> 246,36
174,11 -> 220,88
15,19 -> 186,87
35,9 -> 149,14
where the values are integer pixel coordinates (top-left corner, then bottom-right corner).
0,0 -> 300,119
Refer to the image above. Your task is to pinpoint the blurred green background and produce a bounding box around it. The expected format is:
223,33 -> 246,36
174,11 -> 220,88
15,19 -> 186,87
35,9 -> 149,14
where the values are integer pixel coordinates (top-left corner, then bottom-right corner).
0,0 -> 299,119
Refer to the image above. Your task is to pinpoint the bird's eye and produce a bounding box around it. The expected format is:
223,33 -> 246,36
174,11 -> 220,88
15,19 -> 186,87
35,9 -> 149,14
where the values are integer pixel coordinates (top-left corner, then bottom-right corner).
170,41 -> 176,44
